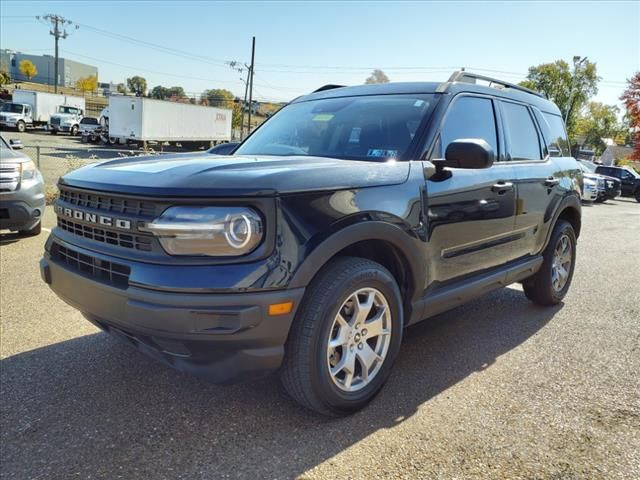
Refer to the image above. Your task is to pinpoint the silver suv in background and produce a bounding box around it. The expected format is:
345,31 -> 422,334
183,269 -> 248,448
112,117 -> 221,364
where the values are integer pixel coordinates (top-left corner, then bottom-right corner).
0,136 -> 45,236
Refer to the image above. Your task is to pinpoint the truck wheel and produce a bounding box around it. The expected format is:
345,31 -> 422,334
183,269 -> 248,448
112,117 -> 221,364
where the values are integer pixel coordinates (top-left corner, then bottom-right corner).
280,257 -> 403,416
70,125 -> 79,136
523,219 -> 576,306
17,121 -> 26,133
19,221 -> 42,237
50,130 -> 57,135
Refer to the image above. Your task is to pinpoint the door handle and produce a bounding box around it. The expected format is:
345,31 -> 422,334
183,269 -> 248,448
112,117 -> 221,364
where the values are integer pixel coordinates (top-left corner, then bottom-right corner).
544,177 -> 560,187
491,181 -> 514,193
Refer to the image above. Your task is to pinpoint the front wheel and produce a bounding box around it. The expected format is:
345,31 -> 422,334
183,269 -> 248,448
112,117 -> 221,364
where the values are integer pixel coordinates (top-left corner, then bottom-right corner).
280,257 -> 403,416
70,125 -> 79,136
635,189 -> 640,203
17,121 -> 26,133
523,219 -> 576,305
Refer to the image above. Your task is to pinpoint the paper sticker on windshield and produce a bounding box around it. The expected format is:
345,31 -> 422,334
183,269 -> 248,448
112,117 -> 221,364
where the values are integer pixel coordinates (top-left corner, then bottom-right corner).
313,114 -> 334,122
367,149 -> 398,158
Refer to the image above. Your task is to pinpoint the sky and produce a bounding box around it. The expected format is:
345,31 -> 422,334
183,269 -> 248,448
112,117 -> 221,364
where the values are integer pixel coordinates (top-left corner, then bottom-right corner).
1,1 -> 638,108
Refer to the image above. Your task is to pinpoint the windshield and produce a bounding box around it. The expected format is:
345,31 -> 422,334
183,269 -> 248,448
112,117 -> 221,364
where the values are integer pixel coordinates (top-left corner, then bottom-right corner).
58,106 -> 80,114
0,103 -> 24,114
81,117 -> 98,124
235,94 -> 437,161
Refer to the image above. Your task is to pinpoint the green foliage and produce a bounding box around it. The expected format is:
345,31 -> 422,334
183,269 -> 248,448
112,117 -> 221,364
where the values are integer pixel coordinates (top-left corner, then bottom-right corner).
574,102 -> 622,155
232,103 -> 242,129
519,59 -> 599,139
0,70 -> 9,86
18,59 -> 38,81
126,76 -> 147,96
150,85 -> 186,101
365,69 -> 390,84
116,83 -> 128,94
75,74 -> 98,93
203,89 -> 235,108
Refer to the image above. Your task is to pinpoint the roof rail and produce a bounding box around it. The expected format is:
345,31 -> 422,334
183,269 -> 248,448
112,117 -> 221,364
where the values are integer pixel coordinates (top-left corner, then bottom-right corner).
447,71 -> 546,98
312,84 -> 346,93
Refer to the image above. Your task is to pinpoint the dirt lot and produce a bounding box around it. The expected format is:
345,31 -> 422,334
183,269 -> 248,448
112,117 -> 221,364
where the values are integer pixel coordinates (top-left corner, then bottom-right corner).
1,200 -> 639,479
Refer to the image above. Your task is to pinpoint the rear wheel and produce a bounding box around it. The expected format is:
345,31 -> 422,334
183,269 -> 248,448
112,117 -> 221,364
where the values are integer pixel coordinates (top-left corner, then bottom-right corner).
280,257 -> 403,416
523,219 -> 576,305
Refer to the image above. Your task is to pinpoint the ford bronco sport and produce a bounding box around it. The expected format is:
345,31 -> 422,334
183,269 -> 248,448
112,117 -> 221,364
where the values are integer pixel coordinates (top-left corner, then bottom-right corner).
41,71 -> 582,416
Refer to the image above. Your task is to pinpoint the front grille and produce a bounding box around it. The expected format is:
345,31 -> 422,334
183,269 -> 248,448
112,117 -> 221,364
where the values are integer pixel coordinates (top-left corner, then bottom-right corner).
50,117 -> 61,126
59,187 -> 156,217
57,217 -> 153,251
0,163 -> 20,192
51,243 -> 130,289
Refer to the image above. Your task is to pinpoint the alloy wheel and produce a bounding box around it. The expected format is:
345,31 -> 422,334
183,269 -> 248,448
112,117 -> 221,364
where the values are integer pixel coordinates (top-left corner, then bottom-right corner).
551,233 -> 572,292
326,288 -> 392,392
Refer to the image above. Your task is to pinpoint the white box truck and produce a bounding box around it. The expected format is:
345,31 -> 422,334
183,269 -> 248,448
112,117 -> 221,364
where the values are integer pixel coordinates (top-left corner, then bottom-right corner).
0,91 -> 84,132
107,96 -> 232,147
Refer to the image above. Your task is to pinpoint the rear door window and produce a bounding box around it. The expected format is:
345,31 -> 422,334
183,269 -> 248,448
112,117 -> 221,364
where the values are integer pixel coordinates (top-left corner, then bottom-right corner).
500,102 -> 543,161
437,96 -> 498,158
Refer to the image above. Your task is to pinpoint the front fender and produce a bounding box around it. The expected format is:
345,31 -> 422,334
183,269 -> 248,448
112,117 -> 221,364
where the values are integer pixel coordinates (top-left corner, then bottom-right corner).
288,220 -> 425,299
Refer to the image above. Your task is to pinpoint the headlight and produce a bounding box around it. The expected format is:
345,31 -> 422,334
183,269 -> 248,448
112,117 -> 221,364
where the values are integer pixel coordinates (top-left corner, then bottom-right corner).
21,160 -> 37,180
141,206 -> 263,256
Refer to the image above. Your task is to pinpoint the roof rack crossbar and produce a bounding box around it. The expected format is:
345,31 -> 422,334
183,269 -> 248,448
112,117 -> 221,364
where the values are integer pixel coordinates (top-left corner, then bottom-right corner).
312,84 -> 346,93
447,71 -> 545,98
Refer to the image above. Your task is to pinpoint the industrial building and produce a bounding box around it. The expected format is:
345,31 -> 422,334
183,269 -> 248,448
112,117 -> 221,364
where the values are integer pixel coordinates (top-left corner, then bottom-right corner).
0,49 -> 98,87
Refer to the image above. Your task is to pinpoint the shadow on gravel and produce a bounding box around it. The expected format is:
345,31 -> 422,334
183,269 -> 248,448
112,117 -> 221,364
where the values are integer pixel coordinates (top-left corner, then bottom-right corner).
0,232 -> 22,246
0,287 -> 561,479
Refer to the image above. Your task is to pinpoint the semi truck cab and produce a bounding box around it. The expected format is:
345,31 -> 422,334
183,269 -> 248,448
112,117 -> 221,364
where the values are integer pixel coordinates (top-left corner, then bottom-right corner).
0,103 -> 33,132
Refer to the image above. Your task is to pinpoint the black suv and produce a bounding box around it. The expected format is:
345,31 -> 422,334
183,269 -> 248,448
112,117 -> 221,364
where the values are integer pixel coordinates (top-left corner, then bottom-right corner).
40,72 -> 582,416
594,165 -> 640,202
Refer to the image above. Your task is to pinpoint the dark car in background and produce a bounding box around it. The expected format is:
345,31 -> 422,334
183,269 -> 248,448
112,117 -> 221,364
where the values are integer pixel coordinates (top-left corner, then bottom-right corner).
595,165 -> 640,202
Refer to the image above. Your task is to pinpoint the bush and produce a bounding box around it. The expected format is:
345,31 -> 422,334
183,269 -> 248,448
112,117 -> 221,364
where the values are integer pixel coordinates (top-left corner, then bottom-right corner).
45,185 -> 59,205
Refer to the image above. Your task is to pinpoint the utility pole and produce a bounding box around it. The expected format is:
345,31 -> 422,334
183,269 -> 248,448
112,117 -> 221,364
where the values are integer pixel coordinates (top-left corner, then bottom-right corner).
247,36 -> 255,136
226,60 -> 250,139
38,14 -> 78,93
565,55 -> 587,125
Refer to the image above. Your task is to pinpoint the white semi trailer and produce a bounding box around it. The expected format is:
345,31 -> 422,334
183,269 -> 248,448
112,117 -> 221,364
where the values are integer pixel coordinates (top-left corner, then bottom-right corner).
0,91 -> 84,132
107,96 -> 232,148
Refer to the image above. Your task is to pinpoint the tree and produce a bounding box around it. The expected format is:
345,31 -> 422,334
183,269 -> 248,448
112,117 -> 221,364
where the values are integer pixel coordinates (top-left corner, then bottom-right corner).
365,69 -> 390,84
519,59 -> 599,139
574,102 -> 622,155
203,88 -> 234,108
126,76 -> 147,96
18,59 -> 37,81
0,60 -> 9,85
116,83 -> 128,94
232,103 -> 242,129
150,85 -> 171,99
620,72 -> 640,160
75,74 -> 98,93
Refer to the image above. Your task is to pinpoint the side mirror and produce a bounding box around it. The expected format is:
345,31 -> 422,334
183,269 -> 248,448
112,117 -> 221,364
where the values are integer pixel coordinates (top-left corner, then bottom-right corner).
9,139 -> 24,150
444,139 -> 495,169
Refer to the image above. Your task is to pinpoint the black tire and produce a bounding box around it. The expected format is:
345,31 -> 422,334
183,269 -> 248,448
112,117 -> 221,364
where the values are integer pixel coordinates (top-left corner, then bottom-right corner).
635,189 -> 640,203
19,220 -> 42,237
50,130 -> 57,135
523,219 -> 576,306
70,125 -> 79,136
280,256 -> 403,416
17,121 -> 25,133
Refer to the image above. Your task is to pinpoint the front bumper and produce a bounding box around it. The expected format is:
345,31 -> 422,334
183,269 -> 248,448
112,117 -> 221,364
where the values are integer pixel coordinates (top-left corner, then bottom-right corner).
50,125 -> 72,132
40,237 -> 305,383
0,120 -> 18,128
0,182 -> 45,231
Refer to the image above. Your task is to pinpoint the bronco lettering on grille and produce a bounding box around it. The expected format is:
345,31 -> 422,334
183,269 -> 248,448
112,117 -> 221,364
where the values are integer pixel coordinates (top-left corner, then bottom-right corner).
55,205 -> 132,230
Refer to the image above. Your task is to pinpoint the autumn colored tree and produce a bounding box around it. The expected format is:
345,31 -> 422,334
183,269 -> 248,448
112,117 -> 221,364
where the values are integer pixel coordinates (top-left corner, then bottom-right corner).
365,69 -> 390,84
75,74 -> 98,93
620,72 -> 640,160
18,59 -> 37,81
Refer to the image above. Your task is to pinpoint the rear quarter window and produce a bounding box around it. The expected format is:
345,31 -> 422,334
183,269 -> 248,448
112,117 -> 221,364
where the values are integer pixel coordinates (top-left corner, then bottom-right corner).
534,110 -> 571,157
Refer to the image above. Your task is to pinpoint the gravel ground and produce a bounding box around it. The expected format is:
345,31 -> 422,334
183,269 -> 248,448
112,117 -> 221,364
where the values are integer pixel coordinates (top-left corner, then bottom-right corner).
1,200 -> 639,479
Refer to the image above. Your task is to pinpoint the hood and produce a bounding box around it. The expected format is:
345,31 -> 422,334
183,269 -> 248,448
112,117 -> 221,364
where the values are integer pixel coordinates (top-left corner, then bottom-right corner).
0,112 -> 21,118
0,147 -> 30,162
60,154 -> 411,197
51,113 -> 77,119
